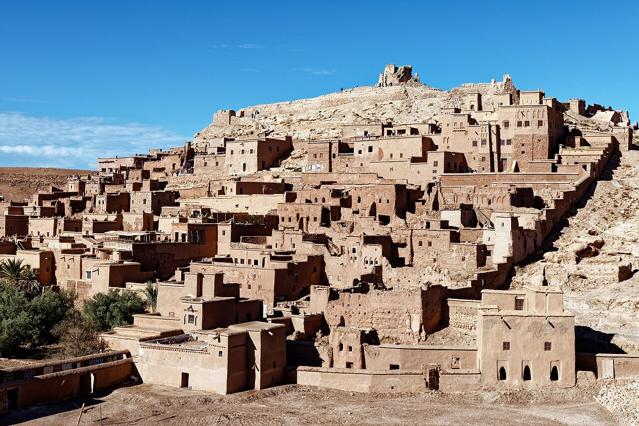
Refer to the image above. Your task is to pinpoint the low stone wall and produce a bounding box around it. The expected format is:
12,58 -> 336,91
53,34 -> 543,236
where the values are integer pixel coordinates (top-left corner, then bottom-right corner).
577,352 -> 639,381
289,366 -> 427,393
0,351 -> 135,413
439,369 -> 482,392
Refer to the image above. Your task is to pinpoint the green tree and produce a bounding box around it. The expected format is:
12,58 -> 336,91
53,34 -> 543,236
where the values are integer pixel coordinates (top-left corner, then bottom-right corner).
0,285 -> 31,356
28,290 -> 76,346
83,290 -> 146,331
144,281 -> 158,313
0,285 -> 77,356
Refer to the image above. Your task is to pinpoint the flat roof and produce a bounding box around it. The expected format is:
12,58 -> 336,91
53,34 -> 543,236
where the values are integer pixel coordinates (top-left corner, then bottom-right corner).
228,321 -> 285,332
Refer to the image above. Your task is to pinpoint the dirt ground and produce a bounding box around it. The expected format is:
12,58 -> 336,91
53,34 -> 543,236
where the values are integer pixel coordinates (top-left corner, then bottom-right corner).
0,167 -> 91,202
3,383 -> 617,425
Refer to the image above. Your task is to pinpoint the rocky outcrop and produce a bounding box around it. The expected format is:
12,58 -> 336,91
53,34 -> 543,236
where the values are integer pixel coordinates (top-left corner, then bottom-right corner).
193,66 -> 517,146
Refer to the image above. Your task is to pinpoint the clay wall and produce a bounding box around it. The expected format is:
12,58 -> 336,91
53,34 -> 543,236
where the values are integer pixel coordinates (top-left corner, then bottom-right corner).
364,344 -> 477,371
0,215 -> 28,237
291,366 -> 427,393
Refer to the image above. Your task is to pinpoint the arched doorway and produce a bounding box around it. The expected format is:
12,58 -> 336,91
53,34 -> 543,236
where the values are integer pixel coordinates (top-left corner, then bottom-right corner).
550,366 -> 559,381
523,365 -> 531,381
498,367 -> 507,381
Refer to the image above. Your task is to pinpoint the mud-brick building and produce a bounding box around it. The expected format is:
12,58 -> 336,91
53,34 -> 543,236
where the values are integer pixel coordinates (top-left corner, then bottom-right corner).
136,321 -> 286,394
477,285 -> 575,388
225,137 -> 293,175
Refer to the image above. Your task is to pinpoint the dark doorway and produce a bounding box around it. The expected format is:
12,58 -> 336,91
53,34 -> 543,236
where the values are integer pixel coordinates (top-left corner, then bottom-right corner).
369,202 -> 377,218
7,388 -> 18,409
523,365 -> 531,381
498,367 -> 507,381
79,373 -> 93,395
427,368 -> 439,390
550,366 -> 559,381
181,372 -> 190,388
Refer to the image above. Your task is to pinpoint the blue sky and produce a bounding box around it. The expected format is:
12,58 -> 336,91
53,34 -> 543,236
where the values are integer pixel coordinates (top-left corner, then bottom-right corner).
1,1 -> 637,168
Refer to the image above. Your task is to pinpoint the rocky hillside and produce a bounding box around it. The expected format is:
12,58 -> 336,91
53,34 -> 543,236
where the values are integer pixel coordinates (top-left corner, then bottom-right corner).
193,73 -> 518,143
510,149 -> 639,353
0,168 -> 91,202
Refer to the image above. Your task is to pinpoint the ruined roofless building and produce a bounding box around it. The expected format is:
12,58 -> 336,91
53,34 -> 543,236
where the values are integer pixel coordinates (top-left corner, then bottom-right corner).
377,64 -> 420,87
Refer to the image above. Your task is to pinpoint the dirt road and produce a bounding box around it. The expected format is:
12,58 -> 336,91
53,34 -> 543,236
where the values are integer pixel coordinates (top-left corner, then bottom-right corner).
3,383 -> 616,425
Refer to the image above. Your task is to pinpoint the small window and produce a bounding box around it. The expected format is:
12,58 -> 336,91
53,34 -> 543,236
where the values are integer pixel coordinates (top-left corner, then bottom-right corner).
515,298 -> 524,310
187,315 -> 195,324
389,364 -> 400,370
517,121 -> 522,127
368,146 -> 373,152
218,351 -> 223,357
345,362 -> 353,369
503,341 -> 510,351
503,121 -> 509,128
544,342 -> 552,351
524,121 -> 530,127
538,120 -> 544,127
348,346 -> 353,352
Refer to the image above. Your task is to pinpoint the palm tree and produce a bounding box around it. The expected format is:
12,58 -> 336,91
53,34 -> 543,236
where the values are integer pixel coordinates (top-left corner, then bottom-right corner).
0,258 -> 27,286
144,281 -> 158,313
19,267 -> 42,296
0,258 -> 43,296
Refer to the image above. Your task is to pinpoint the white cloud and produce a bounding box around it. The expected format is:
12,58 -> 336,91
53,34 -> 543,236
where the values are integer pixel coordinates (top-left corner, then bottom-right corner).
1,97 -> 49,104
294,67 -> 336,76
212,43 -> 261,50
0,112 -> 187,169
237,43 -> 261,49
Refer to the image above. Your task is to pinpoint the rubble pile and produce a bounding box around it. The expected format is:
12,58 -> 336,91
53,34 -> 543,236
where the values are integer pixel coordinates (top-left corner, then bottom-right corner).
597,382 -> 639,425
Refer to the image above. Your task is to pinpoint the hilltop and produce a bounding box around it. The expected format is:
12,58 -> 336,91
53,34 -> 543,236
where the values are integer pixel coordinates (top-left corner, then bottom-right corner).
0,167 -> 92,202
194,71 -> 518,143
